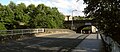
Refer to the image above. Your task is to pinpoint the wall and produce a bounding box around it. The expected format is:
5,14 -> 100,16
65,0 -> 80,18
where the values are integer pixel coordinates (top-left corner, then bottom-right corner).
91,26 -> 98,33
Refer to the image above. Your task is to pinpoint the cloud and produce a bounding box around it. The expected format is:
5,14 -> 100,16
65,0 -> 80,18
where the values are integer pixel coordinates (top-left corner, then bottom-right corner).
15,0 -> 86,16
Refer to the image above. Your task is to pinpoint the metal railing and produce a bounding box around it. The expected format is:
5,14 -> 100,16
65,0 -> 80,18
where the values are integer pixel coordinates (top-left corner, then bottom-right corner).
100,34 -> 120,52
0,28 -> 45,36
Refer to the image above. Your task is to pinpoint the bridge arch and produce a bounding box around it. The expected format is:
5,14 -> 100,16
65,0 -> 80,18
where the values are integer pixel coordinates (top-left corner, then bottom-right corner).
76,25 -> 97,33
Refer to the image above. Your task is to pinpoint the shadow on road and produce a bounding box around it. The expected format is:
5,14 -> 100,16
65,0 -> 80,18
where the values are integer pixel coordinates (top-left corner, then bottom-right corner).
72,39 -> 102,52
0,35 -> 87,52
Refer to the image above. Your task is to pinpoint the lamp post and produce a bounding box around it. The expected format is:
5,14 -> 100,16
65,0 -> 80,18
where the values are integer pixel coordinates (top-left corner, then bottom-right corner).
71,10 -> 77,29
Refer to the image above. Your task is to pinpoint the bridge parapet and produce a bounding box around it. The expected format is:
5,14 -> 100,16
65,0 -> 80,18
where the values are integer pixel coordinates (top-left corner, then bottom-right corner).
64,20 -> 97,30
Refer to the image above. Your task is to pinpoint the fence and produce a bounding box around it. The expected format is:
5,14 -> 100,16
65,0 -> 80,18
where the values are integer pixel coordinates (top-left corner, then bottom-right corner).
0,29 -> 76,36
0,28 -> 44,36
100,34 -> 120,52
0,28 -> 76,42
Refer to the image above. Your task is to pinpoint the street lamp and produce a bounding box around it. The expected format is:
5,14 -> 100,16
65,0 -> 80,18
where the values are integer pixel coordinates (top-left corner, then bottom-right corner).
71,10 -> 77,29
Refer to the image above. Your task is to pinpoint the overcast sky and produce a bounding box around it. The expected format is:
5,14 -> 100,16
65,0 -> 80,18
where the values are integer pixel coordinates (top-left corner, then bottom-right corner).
0,0 -> 87,16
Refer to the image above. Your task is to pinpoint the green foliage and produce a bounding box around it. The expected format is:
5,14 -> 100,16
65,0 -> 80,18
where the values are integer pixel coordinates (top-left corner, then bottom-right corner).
74,16 -> 93,20
28,4 -> 64,28
14,3 -> 30,24
84,0 -> 120,35
82,27 -> 91,30
0,1 -> 65,29
8,1 -> 16,11
0,4 -> 14,29
0,23 -> 6,30
0,23 -> 7,36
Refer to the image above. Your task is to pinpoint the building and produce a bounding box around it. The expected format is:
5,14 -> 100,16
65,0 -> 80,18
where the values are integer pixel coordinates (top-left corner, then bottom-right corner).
64,15 -> 72,21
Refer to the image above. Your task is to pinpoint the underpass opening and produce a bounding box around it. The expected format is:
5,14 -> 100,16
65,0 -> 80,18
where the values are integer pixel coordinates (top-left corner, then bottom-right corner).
76,25 -> 98,34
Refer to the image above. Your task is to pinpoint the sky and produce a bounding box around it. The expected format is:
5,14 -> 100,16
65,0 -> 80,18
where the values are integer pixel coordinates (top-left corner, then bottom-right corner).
0,0 -> 87,16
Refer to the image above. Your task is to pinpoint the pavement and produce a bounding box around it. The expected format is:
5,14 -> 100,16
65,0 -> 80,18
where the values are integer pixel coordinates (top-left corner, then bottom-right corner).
72,34 -> 103,52
0,33 -> 104,52
0,33 -> 88,52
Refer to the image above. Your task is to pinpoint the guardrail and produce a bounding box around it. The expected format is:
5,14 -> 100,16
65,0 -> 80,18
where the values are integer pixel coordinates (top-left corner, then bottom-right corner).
0,28 -> 44,36
100,34 -> 120,52
0,28 -> 76,42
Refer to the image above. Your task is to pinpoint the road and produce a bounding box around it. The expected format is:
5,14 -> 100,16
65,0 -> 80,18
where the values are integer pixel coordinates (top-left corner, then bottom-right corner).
0,33 -> 88,52
72,34 -> 102,52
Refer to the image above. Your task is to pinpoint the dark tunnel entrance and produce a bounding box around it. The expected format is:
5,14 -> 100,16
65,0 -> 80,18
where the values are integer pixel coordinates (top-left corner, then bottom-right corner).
76,25 -> 92,34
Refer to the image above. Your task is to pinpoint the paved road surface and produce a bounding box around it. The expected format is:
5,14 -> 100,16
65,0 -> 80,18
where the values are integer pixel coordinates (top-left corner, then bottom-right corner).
0,33 -> 88,52
72,34 -> 102,52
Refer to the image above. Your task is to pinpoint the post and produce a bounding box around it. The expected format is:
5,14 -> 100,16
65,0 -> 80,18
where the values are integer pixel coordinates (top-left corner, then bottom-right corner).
11,30 -> 14,35
22,29 -> 23,35
21,29 -> 24,38
81,30 -> 82,34
71,10 -> 77,30
37,29 -> 38,33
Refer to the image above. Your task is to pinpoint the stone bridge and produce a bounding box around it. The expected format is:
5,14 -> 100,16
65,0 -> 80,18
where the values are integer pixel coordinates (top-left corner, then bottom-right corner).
63,20 -> 97,33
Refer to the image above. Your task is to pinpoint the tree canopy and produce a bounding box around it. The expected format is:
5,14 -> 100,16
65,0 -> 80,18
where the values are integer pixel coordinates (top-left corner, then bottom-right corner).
84,0 -> 120,36
0,1 -> 65,30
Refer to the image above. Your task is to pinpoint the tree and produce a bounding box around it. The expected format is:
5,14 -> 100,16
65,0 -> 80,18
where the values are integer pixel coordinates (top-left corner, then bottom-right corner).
8,1 -> 17,29
0,2 -> 65,29
31,4 -> 64,28
0,4 -> 7,30
0,5 -> 14,29
9,3 -> 30,29
15,3 -> 30,24
25,4 -> 36,28
8,1 -> 16,11
83,0 -> 120,36
50,7 -> 64,28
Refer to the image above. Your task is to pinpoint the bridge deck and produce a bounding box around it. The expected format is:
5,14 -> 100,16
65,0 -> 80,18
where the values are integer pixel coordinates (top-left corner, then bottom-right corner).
72,34 -> 104,52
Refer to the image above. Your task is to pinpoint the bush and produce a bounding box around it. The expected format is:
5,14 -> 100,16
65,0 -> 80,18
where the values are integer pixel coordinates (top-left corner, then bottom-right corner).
0,23 -> 7,36
82,27 -> 91,31
0,23 -> 6,30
